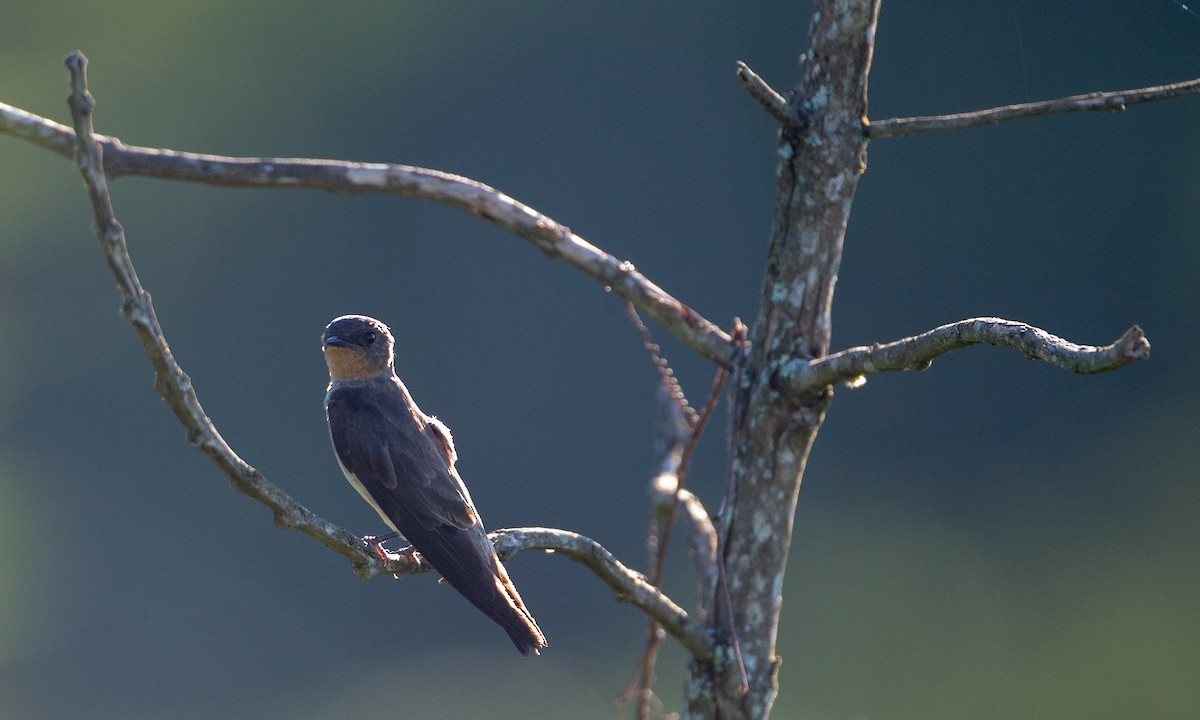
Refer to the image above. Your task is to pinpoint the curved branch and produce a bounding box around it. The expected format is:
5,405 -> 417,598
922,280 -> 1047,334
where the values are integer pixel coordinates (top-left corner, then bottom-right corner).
866,76 -> 1200,138
777,317 -> 1150,395
365,525 -> 713,659
63,50 -> 390,577
631,309 -> 719,608
0,97 -> 736,368
373,526 -> 713,659
63,51 -> 710,660
492,530 -> 711,659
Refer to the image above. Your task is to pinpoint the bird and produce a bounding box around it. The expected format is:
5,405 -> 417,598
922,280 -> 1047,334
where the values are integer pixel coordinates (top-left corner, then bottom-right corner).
321,314 -> 546,656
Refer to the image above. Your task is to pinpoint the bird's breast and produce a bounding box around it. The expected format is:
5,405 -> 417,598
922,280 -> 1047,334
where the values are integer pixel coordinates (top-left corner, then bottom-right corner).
330,434 -> 401,536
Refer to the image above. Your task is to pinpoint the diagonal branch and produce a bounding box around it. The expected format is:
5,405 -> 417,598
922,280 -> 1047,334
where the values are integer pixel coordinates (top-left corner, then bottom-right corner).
383,526 -> 713,660
736,61 -> 803,129
62,50 -> 710,661
777,317 -> 1150,396
865,76 -> 1200,138
0,98 -> 736,368
63,51 -> 380,573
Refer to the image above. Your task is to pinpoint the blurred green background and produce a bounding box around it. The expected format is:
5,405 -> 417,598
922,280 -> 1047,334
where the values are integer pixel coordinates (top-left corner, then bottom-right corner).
1,2 -> 1197,718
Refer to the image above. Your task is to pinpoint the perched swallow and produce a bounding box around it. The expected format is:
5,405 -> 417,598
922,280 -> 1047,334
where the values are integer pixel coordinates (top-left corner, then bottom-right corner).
321,314 -> 546,656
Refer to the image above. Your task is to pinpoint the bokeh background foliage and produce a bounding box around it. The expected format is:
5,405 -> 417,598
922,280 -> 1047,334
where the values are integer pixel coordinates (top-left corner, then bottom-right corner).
1,2 -> 1197,719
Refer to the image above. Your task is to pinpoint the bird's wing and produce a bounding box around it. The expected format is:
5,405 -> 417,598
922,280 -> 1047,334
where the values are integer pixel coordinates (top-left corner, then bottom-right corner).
326,383 -> 544,655
326,386 -> 478,531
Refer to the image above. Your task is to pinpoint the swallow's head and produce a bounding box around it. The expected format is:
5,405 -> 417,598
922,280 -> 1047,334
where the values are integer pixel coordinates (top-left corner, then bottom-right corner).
322,315 -> 395,380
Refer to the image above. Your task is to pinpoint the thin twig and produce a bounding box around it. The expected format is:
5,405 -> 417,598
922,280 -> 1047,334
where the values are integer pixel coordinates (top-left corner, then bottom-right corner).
620,387 -> 684,720
635,366 -> 728,720
778,317 -> 1150,396
627,302 -> 699,428
620,308 -> 724,720
0,97 -> 737,368
63,49 -> 712,663
736,61 -> 803,129
647,382 -> 719,607
865,76 -> 1200,138
652,483 -> 718,616
655,368 -> 727,587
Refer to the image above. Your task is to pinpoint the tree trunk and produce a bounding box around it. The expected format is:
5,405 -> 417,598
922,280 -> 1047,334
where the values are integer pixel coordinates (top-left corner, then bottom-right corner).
686,3 -> 880,718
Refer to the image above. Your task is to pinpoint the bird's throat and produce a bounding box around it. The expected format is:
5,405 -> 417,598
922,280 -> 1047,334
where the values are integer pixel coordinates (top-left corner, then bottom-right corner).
324,346 -> 382,381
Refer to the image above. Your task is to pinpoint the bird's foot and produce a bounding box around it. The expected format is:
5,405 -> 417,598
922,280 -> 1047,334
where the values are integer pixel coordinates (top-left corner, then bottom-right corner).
361,532 -> 400,562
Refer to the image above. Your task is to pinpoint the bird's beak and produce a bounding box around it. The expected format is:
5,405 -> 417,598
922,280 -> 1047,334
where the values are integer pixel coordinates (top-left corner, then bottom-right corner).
324,335 -> 348,348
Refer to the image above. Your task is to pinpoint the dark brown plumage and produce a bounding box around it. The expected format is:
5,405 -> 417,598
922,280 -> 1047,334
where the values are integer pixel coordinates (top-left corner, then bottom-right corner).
322,315 -> 546,656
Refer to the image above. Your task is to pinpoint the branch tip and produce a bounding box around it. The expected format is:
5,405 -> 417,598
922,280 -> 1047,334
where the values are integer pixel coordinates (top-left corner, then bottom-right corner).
867,76 -> 1200,138
783,317 -> 1151,395
736,61 -> 802,129
1117,324 -> 1151,361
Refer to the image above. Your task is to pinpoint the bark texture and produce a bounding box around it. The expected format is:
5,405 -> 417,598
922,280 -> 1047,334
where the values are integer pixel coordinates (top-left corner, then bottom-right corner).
687,3 -> 880,718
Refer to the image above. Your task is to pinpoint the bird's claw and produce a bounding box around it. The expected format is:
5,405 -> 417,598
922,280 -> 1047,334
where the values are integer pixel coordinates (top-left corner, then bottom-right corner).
361,533 -> 426,570
362,532 -> 400,563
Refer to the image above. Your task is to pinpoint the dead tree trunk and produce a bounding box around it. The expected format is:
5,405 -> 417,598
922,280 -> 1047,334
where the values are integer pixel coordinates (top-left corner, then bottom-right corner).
686,4 -> 880,718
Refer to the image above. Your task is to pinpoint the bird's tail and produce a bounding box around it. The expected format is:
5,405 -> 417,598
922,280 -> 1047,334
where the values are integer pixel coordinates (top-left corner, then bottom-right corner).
423,522 -> 547,656
488,555 -> 547,656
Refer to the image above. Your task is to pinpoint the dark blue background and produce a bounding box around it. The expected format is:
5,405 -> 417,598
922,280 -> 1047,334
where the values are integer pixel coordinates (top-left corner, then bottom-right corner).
1,2 -> 1197,718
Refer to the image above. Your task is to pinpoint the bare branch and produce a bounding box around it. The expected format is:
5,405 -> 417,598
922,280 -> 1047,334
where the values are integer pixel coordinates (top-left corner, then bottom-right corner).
736,61 -> 803,129
0,98 -> 736,368
632,314 -> 720,606
62,50 -> 711,661
628,302 -> 700,428
866,76 -> 1200,138
623,328 -> 723,719
651,475 -> 718,618
778,317 -> 1150,396
63,50 -> 391,577
652,368 -> 726,596
376,526 -> 713,660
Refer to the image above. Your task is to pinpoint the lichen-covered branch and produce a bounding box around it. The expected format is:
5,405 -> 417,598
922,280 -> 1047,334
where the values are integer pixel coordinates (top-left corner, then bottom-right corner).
865,76 -> 1200,138
62,50 -> 709,660
778,318 -> 1151,395
0,97 -> 736,368
693,3 -> 882,719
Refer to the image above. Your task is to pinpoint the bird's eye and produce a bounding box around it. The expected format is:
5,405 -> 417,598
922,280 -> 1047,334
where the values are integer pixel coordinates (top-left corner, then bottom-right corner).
363,331 -> 377,345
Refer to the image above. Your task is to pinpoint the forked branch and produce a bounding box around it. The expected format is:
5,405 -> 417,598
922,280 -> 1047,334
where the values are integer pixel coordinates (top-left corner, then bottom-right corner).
777,317 -> 1150,395
62,49 -> 710,662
